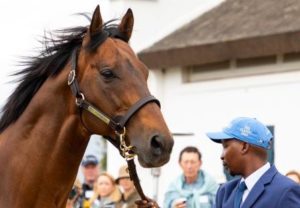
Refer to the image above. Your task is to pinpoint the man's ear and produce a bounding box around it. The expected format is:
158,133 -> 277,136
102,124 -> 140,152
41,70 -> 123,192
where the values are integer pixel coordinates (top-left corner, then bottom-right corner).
198,159 -> 203,168
178,160 -> 184,168
241,142 -> 250,154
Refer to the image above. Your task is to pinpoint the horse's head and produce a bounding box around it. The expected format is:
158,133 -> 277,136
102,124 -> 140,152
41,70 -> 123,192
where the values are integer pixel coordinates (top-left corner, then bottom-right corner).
73,6 -> 173,167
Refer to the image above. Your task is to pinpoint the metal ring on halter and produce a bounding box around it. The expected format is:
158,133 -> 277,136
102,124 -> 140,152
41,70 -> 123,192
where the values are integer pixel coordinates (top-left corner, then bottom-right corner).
117,127 -> 136,160
75,93 -> 85,106
115,127 -> 126,136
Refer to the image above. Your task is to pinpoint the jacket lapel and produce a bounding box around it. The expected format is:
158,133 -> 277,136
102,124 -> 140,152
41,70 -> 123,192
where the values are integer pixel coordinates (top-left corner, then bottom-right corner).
241,166 -> 277,208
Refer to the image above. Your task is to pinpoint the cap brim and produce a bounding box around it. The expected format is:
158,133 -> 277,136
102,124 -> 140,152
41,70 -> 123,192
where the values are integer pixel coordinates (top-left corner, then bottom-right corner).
82,162 -> 98,166
115,176 -> 130,184
206,131 -> 233,143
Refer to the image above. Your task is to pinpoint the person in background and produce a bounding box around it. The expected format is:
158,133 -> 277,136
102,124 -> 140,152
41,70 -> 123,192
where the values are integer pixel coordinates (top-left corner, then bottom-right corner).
164,146 -> 219,208
116,165 -> 139,208
87,172 -> 122,208
80,155 -> 100,207
206,117 -> 300,208
286,170 -> 300,184
66,179 -> 82,208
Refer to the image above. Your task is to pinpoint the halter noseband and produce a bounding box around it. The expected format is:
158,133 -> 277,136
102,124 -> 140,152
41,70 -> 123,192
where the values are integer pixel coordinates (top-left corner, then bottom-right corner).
68,48 -> 160,160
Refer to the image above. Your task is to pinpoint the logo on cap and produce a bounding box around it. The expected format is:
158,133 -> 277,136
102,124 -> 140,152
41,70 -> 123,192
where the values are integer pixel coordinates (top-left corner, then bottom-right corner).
240,125 -> 251,137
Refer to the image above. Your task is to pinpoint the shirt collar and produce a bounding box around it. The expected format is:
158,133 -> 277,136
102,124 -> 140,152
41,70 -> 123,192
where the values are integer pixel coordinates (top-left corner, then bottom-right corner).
243,162 -> 270,191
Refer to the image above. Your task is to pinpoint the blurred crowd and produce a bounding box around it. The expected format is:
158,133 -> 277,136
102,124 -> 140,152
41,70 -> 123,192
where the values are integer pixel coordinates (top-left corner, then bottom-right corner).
66,155 -> 139,208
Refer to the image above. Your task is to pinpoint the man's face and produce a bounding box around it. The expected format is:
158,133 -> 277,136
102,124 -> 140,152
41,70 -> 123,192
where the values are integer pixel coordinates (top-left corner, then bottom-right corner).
179,152 -> 202,180
221,139 -> 243,176
82,164 -> 99,184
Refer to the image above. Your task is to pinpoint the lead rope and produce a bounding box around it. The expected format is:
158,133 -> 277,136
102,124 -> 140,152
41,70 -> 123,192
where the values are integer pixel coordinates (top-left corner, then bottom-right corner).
116,129 -> 148,201
127,159 -> 147,200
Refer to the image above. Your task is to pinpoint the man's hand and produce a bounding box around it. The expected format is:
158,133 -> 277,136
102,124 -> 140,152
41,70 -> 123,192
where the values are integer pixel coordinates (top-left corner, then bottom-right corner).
172,200 -> 187,208
135,198 -> 160,208
172,198 -> 187,208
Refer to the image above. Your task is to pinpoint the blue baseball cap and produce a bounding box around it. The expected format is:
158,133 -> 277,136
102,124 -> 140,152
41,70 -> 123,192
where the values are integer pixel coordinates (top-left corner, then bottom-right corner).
81,154 -> 99,167
206,117 -> 273,149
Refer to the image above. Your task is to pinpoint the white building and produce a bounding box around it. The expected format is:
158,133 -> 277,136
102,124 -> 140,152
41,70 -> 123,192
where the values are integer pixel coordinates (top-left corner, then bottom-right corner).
134,0 -> 300,205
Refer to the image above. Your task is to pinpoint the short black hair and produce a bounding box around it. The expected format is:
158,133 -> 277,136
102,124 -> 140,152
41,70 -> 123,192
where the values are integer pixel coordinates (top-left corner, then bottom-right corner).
179,146 -> 202,162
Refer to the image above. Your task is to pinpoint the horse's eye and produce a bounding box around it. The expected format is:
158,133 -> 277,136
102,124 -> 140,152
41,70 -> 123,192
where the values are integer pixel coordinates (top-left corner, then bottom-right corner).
100,69 -> 115,80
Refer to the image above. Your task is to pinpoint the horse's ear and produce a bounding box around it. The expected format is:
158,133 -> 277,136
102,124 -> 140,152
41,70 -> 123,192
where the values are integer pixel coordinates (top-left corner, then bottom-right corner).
89,5 -> 103,36
118,8 -> 134,42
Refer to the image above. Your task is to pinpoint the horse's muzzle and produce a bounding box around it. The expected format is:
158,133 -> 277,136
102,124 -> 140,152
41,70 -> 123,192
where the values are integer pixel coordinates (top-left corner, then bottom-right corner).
138,134 -> 174,167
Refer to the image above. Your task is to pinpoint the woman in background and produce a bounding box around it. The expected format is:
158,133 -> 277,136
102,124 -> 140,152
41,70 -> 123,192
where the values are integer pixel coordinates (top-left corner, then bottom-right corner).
86,172 -> 122,208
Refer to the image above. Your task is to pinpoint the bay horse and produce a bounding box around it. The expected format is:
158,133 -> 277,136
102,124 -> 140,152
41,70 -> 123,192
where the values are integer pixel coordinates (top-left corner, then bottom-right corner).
0,5 -> 173,207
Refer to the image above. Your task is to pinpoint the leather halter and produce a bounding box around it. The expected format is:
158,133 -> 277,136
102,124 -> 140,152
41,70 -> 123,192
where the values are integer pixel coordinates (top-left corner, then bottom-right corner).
68,48 -> 160,129
68,48 -> 160,145
68,48 -> 160,201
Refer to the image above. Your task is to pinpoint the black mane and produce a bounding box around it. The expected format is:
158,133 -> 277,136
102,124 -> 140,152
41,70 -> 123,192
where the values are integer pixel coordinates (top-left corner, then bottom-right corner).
0,19 -> 126,132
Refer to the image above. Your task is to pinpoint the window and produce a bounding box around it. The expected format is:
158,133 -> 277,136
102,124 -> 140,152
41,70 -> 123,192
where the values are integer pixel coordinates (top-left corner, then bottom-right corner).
182,54 -> 300,83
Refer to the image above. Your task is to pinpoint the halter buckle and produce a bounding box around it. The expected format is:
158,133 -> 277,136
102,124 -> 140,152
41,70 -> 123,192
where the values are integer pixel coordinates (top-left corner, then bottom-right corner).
68,70 -> 76,85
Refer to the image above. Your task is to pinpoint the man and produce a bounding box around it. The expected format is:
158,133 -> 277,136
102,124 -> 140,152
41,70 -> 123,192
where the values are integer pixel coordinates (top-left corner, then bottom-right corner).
206,117 -> 300,208
80,154 -> 100,207
116,165 -> 140,208
164,146 -> 219,208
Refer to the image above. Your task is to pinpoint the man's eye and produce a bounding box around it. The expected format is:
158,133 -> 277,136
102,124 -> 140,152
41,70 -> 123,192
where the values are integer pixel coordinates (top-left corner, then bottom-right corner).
100,69 -> 115,79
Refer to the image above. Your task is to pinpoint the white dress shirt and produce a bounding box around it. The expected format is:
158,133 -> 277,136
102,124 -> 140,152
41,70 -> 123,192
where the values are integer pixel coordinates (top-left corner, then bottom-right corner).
240,162 -> 271,205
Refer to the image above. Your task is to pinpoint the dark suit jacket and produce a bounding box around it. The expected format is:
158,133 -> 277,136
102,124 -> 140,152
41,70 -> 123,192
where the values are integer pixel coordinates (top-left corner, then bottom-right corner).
215,165 -> 300,208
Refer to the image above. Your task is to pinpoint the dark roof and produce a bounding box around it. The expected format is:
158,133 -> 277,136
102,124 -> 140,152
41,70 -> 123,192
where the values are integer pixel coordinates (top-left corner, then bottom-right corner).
139,0 -> 300,68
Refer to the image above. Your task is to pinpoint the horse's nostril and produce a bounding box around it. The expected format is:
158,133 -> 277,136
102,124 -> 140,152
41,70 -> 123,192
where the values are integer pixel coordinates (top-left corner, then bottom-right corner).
150,135 -> 163,156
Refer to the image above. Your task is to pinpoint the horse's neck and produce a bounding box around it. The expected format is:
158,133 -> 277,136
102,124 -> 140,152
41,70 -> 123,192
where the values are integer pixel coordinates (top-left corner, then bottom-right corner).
0,68 -> 91,207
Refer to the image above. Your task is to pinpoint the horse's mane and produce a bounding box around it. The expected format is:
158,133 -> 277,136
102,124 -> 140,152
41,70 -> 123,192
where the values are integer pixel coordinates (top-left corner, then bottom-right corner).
0,19 -> 127,132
